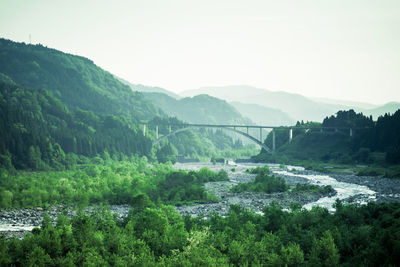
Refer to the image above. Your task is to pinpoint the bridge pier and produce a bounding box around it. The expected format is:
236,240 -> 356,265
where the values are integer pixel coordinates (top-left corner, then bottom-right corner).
143,124 -> 146,136
289,128 -> 293,142
272,129 -> 276,151
350,128 -> 353,137
169,125 -> 172,133
259,128 -> 262,143
156,125 -> 159,139
246,127 -> 249,135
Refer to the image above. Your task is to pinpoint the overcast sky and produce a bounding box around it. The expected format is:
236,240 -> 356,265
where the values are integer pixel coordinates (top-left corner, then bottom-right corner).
1,0 -> 399,104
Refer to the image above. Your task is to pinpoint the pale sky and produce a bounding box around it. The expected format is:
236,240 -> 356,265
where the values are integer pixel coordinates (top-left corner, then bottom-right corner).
1,0 -> 399,104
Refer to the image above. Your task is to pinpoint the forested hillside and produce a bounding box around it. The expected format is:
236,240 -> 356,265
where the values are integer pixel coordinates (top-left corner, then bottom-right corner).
0,82 -> 152,170
0,38 -> 160,121
255,109 -> 400,173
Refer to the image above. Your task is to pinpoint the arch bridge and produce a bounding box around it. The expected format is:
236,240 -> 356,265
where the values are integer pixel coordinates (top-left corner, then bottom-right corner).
142,123 -> 359,153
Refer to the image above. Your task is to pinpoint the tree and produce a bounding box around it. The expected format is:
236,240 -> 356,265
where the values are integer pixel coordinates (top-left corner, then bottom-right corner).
308,230 -> 340,267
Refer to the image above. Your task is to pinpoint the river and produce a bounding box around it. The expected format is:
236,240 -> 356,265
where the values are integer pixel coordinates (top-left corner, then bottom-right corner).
174,162 -> 377,216
2,161 -> 400,238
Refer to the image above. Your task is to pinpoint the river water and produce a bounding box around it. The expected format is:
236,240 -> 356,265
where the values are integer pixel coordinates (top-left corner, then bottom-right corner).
0,161 -> 384,236
174,162 -> 377,215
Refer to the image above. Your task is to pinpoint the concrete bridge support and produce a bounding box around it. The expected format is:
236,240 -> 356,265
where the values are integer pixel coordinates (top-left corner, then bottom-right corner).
289,128 -> 293,142
350,128 -> 353,137
143,124 -> 146,136
272,130 -> 276,151
156,125 -> 159,139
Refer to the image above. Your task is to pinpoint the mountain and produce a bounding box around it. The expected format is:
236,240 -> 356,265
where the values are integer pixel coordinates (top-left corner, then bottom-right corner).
311,97 -> 378,110
181,85 -> 342,122
0,82 -> 152,169
143,92 -> 253,125
363,102 -> 400,120
0,38 -> 256,169
230,101 -> 295,126
116,77 -> 180,99
0,38 -> 164,169
0,38 -> 161,121
183,85 -> 400,123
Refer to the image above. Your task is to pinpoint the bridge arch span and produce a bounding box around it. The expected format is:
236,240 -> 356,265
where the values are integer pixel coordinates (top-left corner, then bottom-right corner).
152,126 -> 272,152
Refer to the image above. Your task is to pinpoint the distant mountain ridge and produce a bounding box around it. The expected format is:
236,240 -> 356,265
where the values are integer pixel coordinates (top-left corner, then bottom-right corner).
182,85 -> 340,122
364,102 -> 400,120
311,97 -> 378,110
142,92 -> 253,125
116,77 -> 181,99
182,85 -> 399,122
230,101 -> 295,126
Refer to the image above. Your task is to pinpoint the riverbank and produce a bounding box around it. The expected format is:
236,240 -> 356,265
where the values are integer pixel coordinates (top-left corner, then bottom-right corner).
2,161 -> 400,239
0,205 -> 130,239
175,163 -> 338,217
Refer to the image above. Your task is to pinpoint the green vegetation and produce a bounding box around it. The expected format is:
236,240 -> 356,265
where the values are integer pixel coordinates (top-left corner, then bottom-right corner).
0,82 -> 153,170
231,166 -> 288,193
233,166 -> 333,195
1,202 -> 400,266
0,157 -> 226,209
255,110 -> 400,178
0,38 -> 160,120
248,165 -> 271,175
154,168 -> 228,205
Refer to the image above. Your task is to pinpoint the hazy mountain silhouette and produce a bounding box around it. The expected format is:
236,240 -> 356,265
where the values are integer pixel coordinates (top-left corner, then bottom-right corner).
143,92 -> 253,125
311,97 -> 378,110
182,85 -> 399,122
363,102 -> 400,119
182,85 -> 341,122
117,77 -> 181,99
230,101 -> 295,126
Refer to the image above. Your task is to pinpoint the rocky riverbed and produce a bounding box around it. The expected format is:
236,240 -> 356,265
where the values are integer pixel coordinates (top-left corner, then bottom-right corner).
0,205 -> 130,239
329,172 -> 400,203
175,165 -> 337,217
1,162 -> 400,238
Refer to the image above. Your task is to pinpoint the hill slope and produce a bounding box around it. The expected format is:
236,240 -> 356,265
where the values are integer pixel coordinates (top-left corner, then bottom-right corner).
0,38 -> 161,121
0,82 -> 152,169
